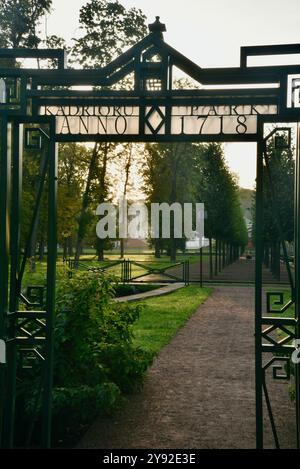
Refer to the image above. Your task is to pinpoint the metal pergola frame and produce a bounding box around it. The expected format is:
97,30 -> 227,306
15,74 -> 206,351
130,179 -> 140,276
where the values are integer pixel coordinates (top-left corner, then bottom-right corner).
0,18 -> 300,448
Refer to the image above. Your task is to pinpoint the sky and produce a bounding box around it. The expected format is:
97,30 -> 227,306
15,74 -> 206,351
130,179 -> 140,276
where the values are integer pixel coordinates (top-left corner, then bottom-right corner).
45,0 -> 300,189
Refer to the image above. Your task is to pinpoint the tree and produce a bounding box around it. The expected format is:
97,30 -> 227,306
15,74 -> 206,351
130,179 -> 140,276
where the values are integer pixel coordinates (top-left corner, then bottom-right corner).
252,135 -> 294,279
0,0 -> 52,48
0,0 -> 53,268
107,143 -> 147,258
144,142 -> 196,261
72,0 -> 147,261
194,143 -> 247,277
57,143 -> 90,258
71,0 -> 147,68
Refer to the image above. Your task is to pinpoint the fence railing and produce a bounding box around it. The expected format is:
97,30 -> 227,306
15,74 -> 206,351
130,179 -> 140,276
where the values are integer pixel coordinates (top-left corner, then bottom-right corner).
66,258 -> 189,285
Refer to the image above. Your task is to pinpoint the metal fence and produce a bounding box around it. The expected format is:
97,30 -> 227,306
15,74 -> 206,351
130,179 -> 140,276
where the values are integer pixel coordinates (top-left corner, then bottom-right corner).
66,258 -> 190,285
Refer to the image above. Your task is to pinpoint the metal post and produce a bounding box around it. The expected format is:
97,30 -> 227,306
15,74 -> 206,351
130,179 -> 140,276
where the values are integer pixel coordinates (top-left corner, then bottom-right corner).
255,128 -> 264,449
0,117 -> 11,448
41,126 -> 57,448
294,122 -> 300,449
4,123 -> 23,448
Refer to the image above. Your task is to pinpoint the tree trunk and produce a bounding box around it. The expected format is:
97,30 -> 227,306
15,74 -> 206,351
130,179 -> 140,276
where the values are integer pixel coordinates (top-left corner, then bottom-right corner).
264,244 -> 270,267
75,143 -> 99,262
95,143 -> 109,262
63,239 -> 67,260
276,240 -> 281,280
271,242 -> 275,275
120,238 -> 125,258
209,238 -> 213,279
96,239 -> 105,261
38,235 -> 45,262
154,240 -> 161,258
67,236 -> 73,257
28,147 -> 48,270
170,238 -> 176,262
120,144 -> 132,259
214,239 -> 218,276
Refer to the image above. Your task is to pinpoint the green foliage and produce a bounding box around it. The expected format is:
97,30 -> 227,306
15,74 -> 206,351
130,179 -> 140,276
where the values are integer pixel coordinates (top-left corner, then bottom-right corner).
24,383 -> 120,446
72,0 -> 147,68
19,272 -> 152,446
0,0 -> 52,48
144,141 -> 248,260
71,0 -> 147,261
114,283 -> 160,297
264,141 -> 294,244
252,136 -> 294,247
251,135 -> 294,277
57,143 -> 89,244
194,143 -> 248,247
144,142 -> 196,259
54,272 -> 152,392
50,383 -> 120,441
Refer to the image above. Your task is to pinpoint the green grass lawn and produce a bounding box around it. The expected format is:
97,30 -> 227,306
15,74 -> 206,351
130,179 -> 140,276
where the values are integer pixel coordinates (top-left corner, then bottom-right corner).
21,253 -> 208,287
132,286 -> 212,355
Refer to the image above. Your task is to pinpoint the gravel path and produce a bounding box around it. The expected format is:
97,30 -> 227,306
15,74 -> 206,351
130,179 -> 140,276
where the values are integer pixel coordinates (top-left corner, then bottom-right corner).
79,286 -> 296,449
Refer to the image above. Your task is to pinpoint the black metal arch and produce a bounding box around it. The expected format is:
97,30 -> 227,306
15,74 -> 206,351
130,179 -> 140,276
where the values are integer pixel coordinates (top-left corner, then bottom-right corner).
0,18 -> 300,449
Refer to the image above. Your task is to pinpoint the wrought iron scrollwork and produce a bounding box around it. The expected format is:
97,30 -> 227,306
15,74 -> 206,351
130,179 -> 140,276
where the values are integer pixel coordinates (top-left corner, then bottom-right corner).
144,106 -> 166,134
263,356 -> 291,381
18,347 -> 45,370
25,128 -> 43,149
266,291 -> 294,314
262,356 -> 292,449
4,77 -> 20,104
262,320 -> 295,347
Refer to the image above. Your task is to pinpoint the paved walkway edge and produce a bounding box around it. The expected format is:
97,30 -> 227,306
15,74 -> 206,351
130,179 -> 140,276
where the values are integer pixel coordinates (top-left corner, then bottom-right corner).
115,283 -> 185,302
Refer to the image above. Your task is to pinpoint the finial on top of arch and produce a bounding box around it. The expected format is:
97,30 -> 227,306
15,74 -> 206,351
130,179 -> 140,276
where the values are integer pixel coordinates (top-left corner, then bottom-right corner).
148,16 -> 166,36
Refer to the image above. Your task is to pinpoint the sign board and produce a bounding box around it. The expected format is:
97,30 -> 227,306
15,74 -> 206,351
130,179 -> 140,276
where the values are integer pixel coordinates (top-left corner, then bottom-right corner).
39,103 -> 278,139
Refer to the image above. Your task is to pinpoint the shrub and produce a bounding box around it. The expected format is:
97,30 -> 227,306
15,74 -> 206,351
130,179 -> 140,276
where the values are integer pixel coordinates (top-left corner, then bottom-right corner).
54,272 -> 153,391
18,271 -> 153,446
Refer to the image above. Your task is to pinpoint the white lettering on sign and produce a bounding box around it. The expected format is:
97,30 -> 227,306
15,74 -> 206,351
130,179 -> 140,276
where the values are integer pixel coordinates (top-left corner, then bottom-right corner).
39,103 -> 278,136
171,104 -> 278,135
39,105 -> 140,135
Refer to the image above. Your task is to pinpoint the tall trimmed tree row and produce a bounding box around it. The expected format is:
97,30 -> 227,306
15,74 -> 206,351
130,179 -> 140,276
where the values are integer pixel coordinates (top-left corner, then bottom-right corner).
252,136 -> 294,279
143,142 -> 196,261
144,142 -> 247,265
194,143 -> 247,277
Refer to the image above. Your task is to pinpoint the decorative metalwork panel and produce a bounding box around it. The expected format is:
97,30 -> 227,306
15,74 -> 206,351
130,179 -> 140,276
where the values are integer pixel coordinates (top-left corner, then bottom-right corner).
1,19 -> 300,449
171,104 -> 278,136
0,76 -> 24,112
261,318 -> 295,348
25,128 -> 43,149
258,122 -> 299,449
288,75 -> 300,108
266,291 -> 294,314
263,356 -> 291,380
18,347 -> 45,370
38,102 -> 278,139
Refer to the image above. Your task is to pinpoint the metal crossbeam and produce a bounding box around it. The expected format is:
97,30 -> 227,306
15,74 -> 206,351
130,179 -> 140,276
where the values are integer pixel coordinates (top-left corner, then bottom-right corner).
0,18 -> 300,449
